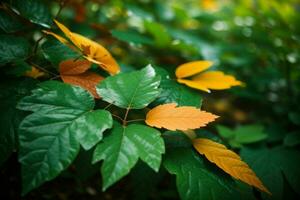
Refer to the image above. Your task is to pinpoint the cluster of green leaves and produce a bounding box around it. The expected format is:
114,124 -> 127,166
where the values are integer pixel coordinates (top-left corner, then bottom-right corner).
1,0 -> 300,200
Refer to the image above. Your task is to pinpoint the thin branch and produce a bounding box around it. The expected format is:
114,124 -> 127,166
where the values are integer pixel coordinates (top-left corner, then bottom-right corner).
55,0 -> 66,19
123,108 -> 130,126
103,103 -> 113,110
126,119 -> 145,123
29,62 -> 58,77
112,114 -> 123,122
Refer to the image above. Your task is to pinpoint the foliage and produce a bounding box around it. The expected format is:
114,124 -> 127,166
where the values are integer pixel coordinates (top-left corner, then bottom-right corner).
0,0 -> 299,200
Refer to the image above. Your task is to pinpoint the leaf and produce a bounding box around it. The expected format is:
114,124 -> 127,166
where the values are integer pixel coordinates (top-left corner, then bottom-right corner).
234,125 -> 267,144
284,132 -> 300,147
177,79 -> 211,92
0,34 -> 30,66
0,10 -> 23,33
11,0 -> 53,28
240,147 -> 284,200
217,125 -> 268,147
97,65 -> 160,109
145,103 -> 218,131
59,59 -> 104,98
192,138 -> 270,194
191,71 -> 243,90
175,60 -> 213,79
217,125 -> 235,139
93,122 -> 164,190
6,61 -> 32,77
24,66 -> 45,79
153,67 -> 202,107
41,38 -> 80,66
0,78 -> 37,166
242,147 -> 300,197
17,81 -> 113,194
111,29 -> 153,45
164,147 -> 238,200
125,124 -> 165,171
52,20 -> 120,75
175,61 -> 242,92
144,21 -> 171,47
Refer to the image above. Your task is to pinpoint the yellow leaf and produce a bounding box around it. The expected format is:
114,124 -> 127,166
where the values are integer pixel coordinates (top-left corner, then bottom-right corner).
177,78 -> 211,92
145,103 -> 218,131
175,60 -> 213,79
43,30 -> 68,44
24,67 -> 45,79
69,32 -> 120,75
46,20 -> 120,75
175,60 -> 242,92
192,71 -> 243,90
193,138 -> 271,194
59,59 -> 104,98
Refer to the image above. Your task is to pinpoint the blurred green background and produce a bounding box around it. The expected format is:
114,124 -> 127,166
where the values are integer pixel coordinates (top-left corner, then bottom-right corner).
1,0 -> 299,199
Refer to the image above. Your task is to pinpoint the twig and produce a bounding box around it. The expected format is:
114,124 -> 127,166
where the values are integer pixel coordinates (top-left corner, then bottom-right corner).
29,62 -> 58,77
112,114 -> 123,122
126,119 -> 145,123
123,108 -> 130,126
103,103 -> 113,110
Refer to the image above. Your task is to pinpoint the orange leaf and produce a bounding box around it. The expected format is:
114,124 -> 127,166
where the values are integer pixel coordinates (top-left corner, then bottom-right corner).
53,20 -> 120,75
145,103 -> 218,131
59,59 -> 104,98
59,59 -> 91,75
192,138 -> 271,194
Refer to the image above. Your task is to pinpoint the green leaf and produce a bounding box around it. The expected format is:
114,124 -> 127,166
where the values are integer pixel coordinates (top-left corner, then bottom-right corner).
0,34 -> 30,66
217,125 -> 235,139
0,78 -> 37,166
97,65 -> 160,109
284,132 -> 300,147
0,10 -> 23,33
152,67 -> 202,107
6,61 -> 32,77
111,29 -> 153,45
71,110 -> 113,150
235,125 -> 267,144
125,124 -> 165,171
92,122 -> 138,190
162,131 -> 192,148
164,147 -> 237,200
144,21 -> 171,47
240,147 -> 300,199
12,0 -> 53,28
93,122 -> 164,190
41,38 -> 80,67
17,81 -> 112,194
217,125 -> 267,148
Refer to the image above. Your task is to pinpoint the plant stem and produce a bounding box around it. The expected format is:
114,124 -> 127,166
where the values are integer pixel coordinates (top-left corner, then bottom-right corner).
126,119 -> 145,123
29,62 -> 58,77
123,108 -> 130,126
112,114 -> 123,122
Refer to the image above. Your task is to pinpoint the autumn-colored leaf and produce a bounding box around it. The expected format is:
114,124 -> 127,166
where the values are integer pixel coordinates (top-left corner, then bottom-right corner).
175,60 -> 213,79
192,138 -> 271,194
59,59 -> 91,75
145,103 -> 218,131
192,71 -> 242,89
43,30 -> 68,44
52,20 -> 120,75
24,67 -> 45,79
177,78 -> 211,93
175,60 -> 242,92
59,59 -> 104,98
